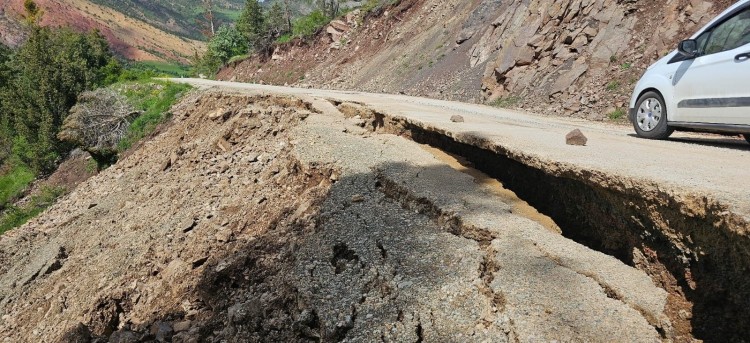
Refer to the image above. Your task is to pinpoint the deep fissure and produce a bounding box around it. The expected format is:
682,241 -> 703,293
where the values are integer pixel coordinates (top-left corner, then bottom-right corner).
366,114 -> 750,342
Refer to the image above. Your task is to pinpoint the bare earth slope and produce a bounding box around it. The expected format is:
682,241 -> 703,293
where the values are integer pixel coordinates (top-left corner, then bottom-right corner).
0,0 -> 204,62
220,0 -> 733,120
0,80 -> 749,342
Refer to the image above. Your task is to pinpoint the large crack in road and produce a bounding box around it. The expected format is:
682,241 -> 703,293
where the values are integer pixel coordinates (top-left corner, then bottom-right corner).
171,80 -> 750,341
329,100 -> 750,341
170,81 -> 750,342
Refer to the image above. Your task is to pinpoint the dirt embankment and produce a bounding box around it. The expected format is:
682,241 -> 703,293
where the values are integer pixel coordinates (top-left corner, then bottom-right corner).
219,0 -> 728,120
0,92 -> 330,341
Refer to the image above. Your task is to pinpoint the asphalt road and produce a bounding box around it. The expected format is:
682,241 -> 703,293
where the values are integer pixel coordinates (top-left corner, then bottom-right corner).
171,78 -> 750,219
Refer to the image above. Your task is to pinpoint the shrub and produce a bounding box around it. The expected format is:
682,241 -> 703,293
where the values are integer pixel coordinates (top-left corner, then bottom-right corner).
0,162 -> 35,211
117,81 -> 192,152
208,25 -> 249,63
489,96 -> 521,108
292,10 -> 330,39
0,186 -> 65,235
58,89 -> 140,167
606,81 -> 620,91
609,108 -> 626,120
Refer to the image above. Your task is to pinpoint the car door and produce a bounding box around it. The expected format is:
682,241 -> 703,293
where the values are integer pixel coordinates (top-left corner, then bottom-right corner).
671,5 -> 750,125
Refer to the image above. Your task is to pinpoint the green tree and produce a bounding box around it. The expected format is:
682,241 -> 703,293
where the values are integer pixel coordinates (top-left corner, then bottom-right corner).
237,0 -> 269,54
267,2 -> 288,38
0,27 -> 118,172
208,25 -> 249,62
193,25 -> 248,77
315,0 -> 339,19
23,0 -> 42,25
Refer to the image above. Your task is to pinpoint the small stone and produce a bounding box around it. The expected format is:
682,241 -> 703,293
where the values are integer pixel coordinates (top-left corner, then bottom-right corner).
351,194 -> 365,203
566,129 -> 588,146
450,115 -> 465,123
246,153 -> 259,163
180,218 -> 196,233
150,322 -> 173,341
216,138 -> 232,152
173,320 -> 192,332
208,108 -> 231,121
215,230 -> 232,243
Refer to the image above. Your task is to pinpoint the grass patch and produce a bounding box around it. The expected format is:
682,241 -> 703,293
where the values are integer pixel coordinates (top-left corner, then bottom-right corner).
609,108 -> 626,120
0,186 -> 65,235
291,10 -> 331,39
228,54 -> 251,65
130,61 -> 192,77
489,96 -> 521,108
214,7 -> 243,22
606,81 -> 621,92
116,81 -> 192,152
276,34 -> 293,44
620,62 -> 632,70
361,0 -> 381,13
0,162 -> 35,210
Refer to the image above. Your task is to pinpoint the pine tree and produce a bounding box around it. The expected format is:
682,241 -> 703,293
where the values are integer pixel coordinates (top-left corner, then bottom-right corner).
1,27 -> 116,172
267,2 -> 288,38
316,0 -> 339,19
236,0 -> 267,52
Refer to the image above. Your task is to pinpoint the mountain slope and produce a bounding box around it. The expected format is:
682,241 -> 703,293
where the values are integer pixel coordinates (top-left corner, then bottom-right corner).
88,0 -> 245,40
220,0 -> 730,121
0,0 -> 205,62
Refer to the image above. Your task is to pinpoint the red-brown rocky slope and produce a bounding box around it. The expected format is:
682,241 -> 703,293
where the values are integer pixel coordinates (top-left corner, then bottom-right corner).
220,0 -> 731,120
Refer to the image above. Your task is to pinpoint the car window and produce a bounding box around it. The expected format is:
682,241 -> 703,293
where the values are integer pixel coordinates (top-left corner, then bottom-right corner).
703,7 -> 750,55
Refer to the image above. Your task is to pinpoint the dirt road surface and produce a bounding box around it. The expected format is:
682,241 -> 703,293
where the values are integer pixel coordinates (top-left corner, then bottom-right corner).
173,78 -> 750,218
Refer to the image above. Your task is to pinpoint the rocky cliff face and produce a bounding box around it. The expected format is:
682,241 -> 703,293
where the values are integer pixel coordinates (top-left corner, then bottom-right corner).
221,0 -> 729,120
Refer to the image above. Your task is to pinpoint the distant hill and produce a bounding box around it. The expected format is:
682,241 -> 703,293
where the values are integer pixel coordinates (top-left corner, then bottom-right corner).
87,0 -> 246,40
0,0 -> 206,63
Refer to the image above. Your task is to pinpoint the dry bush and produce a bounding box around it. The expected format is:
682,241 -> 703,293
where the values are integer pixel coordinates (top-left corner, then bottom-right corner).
59,89 -> 140,166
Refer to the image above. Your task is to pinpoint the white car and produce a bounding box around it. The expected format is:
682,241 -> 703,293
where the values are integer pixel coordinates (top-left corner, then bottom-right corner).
629,0 -> 750,143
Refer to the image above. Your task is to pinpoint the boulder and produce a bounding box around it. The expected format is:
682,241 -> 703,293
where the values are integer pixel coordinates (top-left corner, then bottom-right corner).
329,20 -> 350,32
566,129 -> 588,146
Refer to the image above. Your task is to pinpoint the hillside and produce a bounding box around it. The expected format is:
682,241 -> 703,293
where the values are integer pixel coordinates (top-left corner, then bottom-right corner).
87,0 -> 245,40
219,0 -> 732,121
0,0 -> 205,62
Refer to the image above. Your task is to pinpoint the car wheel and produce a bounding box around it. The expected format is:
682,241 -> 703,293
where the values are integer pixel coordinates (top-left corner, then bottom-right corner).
633,91 -> 674,139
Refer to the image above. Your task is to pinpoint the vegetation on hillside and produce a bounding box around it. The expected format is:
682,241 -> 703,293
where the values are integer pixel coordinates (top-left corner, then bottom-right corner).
115,81 -> 192,152
0,1 -> 194,234
87,0 -> 245,40
0,26 -> 118,173
194,0 -> 346,77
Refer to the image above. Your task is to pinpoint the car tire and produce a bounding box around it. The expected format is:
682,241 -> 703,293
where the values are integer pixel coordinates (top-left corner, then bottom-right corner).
633,91 -> 674,139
